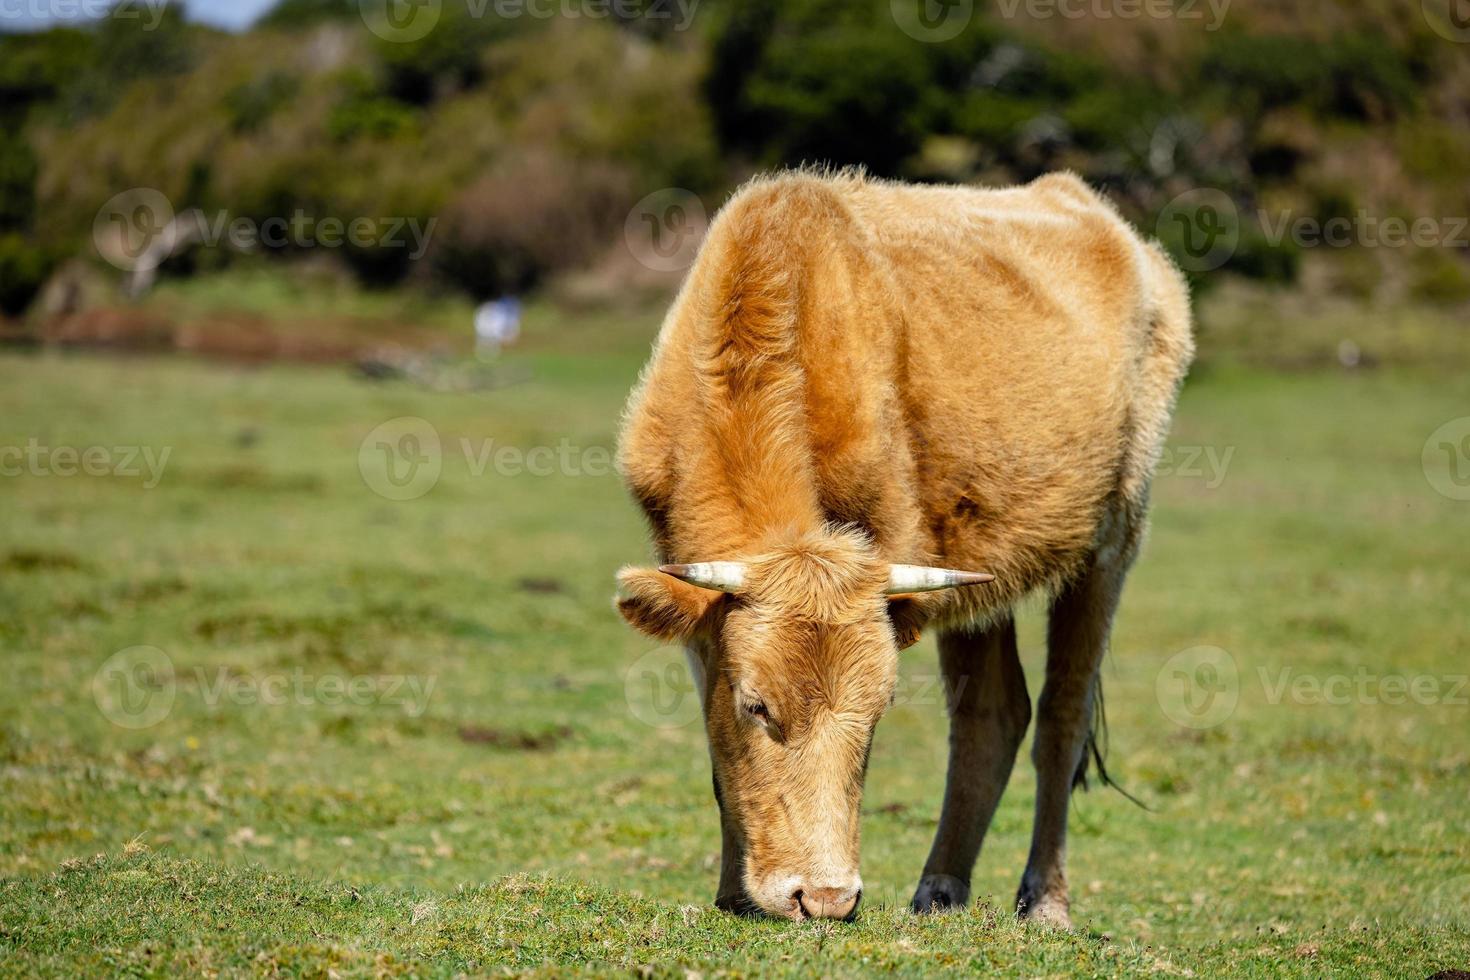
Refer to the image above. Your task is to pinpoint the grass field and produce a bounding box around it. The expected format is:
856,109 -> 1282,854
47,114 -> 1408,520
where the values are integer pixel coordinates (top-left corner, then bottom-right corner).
2,301 -> 1469,977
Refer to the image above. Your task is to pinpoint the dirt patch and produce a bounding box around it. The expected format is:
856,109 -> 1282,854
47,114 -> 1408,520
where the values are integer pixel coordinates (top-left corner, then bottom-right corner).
3,549 -> 90,573
456,724 -> 572,751
17,308 -> 455,365
194,602 -> 485,644
190,464 -> 324,494
516,577 -> 565,595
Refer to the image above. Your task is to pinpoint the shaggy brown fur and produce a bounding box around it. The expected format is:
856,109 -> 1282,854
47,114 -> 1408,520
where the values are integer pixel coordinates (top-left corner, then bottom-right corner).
616,169 -> 1192,923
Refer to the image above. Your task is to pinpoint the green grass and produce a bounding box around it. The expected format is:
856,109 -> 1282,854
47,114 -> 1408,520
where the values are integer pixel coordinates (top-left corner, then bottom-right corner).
1,308 -> 1468,976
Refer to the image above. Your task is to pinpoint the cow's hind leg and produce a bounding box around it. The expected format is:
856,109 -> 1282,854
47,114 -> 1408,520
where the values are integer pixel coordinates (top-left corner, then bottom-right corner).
911,614 -> 1030,912
1016,502 -> 1139,928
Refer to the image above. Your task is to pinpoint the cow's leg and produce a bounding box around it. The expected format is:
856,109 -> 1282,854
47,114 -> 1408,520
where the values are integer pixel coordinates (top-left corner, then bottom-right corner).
687,642 -> 755,914
1016,504 -> 1138,928
712,774 -> 753,913
911,614 -> 1030,912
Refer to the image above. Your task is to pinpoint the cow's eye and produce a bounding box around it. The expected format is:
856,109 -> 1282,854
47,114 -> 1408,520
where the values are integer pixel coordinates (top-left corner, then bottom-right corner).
742,699 -> 784,741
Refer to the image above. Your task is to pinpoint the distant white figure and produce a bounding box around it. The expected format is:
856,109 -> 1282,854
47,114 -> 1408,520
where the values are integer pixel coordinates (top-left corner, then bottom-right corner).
474,296 -> 522,358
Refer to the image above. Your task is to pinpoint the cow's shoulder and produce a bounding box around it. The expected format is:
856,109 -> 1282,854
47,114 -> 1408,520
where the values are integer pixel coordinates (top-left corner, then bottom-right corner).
1027,170 -> 1105,207
710,170 -> 864,251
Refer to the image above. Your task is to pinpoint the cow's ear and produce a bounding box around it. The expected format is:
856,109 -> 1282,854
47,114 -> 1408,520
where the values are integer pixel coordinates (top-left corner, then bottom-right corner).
616,567 -> 723,641
886,595 -> 935,651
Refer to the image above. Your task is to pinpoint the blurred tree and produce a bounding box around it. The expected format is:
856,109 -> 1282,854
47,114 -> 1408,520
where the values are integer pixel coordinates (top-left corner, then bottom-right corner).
0,233 -> 52,316
61,5 -> 197,120
0,139 -> 38,232
1200,32 -> 1420,123
259,0 -> 359,28
430,150 -> 634,298
706,0 -> 949,175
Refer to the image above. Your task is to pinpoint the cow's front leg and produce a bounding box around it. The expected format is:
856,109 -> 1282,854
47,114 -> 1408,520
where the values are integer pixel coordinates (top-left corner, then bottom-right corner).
1017,516 -> 1135,928
711,773 -> 755,914
911,615 -> 1030,912
691,640 -> 755,916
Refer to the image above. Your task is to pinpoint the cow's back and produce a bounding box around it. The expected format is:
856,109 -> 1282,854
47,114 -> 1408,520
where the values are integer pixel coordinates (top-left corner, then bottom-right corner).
621,171 -> 1192,612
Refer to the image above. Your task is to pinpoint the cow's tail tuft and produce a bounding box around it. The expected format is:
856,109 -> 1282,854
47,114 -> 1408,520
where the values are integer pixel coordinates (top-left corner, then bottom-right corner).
1072,677 -> 1150,810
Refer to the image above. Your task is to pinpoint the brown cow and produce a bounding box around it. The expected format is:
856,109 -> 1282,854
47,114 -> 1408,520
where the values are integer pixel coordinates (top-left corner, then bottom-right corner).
615,169 -> 1192,924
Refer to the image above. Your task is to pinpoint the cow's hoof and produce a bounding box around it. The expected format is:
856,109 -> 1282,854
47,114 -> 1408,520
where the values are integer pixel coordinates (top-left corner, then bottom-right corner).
910,874 -> 969,913
715,891 -> 760,917
1015,886 -> 1072,929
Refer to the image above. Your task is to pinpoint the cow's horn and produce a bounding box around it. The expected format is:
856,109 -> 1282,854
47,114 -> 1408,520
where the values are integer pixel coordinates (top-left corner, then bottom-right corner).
658,561 -> 748,593
885,564 -> 994,594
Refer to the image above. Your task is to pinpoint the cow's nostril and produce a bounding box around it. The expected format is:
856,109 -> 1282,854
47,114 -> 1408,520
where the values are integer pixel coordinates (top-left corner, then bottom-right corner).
795,885 -> 860,920
790,889 -> 807,920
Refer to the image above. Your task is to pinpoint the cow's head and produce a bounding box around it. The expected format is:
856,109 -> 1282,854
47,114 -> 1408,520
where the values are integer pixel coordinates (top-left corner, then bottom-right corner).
616,528 -> 990,920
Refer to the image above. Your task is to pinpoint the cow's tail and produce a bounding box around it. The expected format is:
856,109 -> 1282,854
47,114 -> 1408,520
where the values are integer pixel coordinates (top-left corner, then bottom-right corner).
1072,676 -> 1150,810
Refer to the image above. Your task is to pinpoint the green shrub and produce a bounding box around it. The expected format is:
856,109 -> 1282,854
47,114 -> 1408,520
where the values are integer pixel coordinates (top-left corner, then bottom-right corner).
953,91 -> 1043,151
224,72 -> 300,134
259,0 -> 359,28
1062,84 -> 1168,153
0,28 -> 95,120
0,234 -> 53,316
706,0 -> 940,174
1231,223 -> 1301,284
0,137 -> 38,232
327,96 -> 419,143
1201,33 -> 1418,122
60,7 -> 199,120
1410,252 -> 1470,306
375,6 -> 517,105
